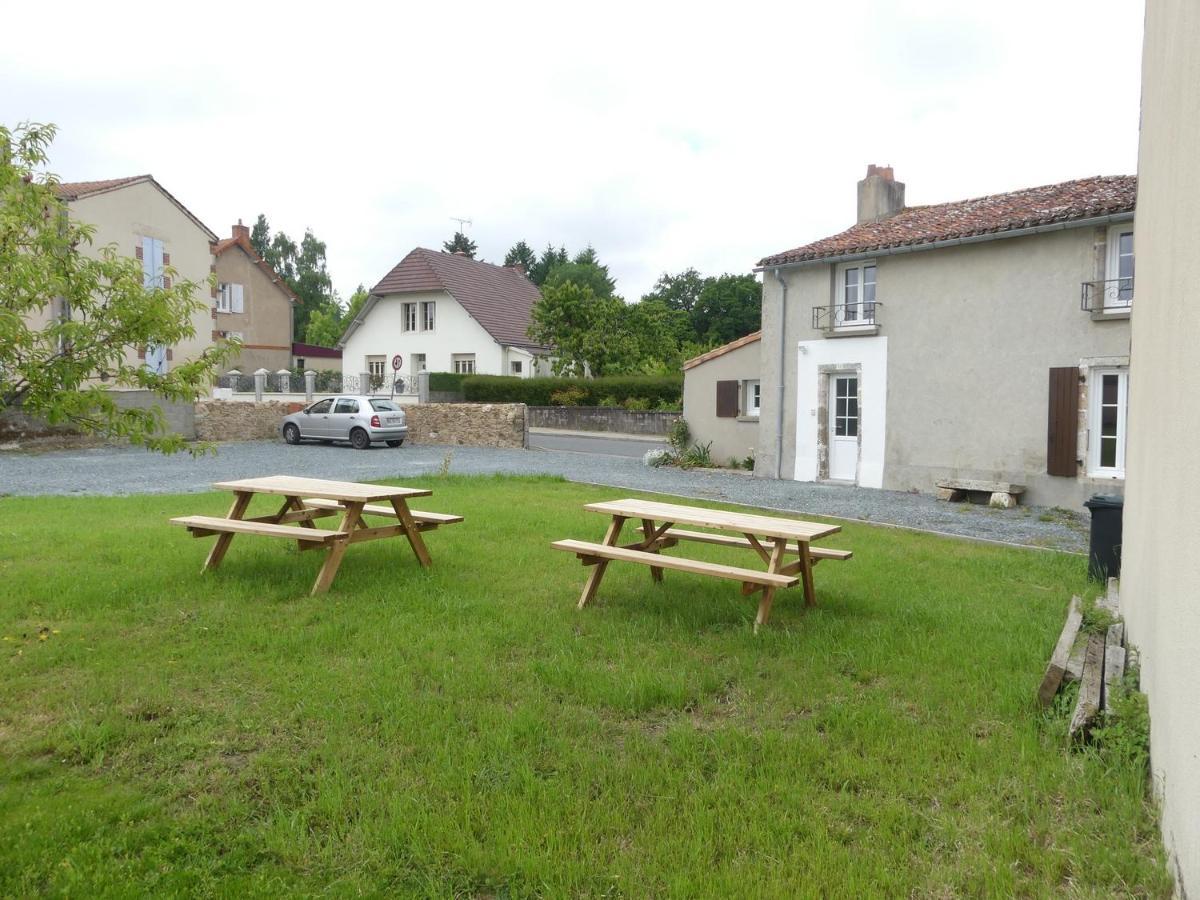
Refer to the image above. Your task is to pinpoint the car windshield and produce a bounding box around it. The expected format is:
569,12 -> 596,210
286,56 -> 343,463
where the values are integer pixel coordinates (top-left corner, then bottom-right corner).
369,400 -> 400,412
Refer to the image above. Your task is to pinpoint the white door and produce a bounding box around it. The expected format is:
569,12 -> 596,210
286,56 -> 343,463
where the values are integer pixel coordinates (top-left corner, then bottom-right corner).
828,374 -> 859,481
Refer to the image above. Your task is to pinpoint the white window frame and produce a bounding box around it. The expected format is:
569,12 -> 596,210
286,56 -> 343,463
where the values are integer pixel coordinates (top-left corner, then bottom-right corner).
217,282 -> 244,314
452,353 -> 476,375
367,356 -> 386,379
1087,367 -> 1128,478
1105,225 -> 1135,309
511,360 -> 523,376
412,353 -> 427,372
402,303 -> 418,332
421,301 -> 436,332
744,379 -> 761,417
834,261 -> 877,329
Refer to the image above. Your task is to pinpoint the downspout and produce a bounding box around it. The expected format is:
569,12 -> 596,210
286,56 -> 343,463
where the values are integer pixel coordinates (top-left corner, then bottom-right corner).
772,267 -> 788,480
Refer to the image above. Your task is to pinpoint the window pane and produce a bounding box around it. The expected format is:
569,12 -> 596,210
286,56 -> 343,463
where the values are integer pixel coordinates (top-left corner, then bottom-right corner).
1101,405 -> 1118,433
1100,437 -> 1117,468
835,419 -> 846,437
836,397 -> 846,417
847,397 -> 858,418
846,417 -> 858,437
1102,375 -> 1118,405
844,269 -> 859,287
309,399 -> 332,414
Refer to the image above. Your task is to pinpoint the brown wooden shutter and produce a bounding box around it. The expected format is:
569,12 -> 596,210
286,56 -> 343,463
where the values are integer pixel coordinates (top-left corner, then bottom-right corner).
1047,367 -> 1079,477
716,380 -> 739,418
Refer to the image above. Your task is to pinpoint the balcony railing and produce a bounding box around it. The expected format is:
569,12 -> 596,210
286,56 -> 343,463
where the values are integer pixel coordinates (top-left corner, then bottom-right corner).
812,301 -> 880,331
1081,278 -> 1134,313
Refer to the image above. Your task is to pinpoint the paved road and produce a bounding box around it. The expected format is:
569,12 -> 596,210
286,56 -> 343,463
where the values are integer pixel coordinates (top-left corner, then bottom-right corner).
0,440 -> 1088,551
527,429 -> 667,459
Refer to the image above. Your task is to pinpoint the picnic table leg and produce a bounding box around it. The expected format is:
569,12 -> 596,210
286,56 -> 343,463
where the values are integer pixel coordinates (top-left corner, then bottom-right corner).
311,501 -> 365,595
578,515 -> 626,609
754,538 -> 790,633
389,497 -> 433,569
641,518 -> 664,583
798,541 -> 817,608
275,496 -> 318,550
203,490 -> 252,573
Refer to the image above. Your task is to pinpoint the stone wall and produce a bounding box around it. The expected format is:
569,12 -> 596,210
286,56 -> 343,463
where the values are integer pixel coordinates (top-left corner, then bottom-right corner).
194,399 -> 303,442
527,406 -> 680,435
406,403 -> 526,448
192,400 -> 526,448
1,391 -> 196,450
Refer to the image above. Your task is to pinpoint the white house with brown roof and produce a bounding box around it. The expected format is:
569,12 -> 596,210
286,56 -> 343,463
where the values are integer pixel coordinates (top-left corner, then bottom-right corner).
49,175 -> 217,378
338,248 -> 550,382
754,166 -> 1136,508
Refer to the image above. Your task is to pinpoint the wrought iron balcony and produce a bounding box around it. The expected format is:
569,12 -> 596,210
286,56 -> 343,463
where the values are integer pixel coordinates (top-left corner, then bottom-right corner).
812,301 -> 880,331
1081,278 -> 1134,313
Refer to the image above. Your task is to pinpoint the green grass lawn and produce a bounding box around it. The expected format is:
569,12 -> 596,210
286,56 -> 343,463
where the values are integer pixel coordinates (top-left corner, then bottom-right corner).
0,475 -> 1169,897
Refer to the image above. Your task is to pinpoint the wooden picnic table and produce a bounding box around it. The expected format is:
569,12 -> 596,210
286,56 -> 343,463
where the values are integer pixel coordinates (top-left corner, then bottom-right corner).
170,475 -> 462,595
552,498 -> 851,630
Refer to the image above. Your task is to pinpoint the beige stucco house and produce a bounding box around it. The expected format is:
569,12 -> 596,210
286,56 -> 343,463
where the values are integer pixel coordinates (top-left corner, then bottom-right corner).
1120,0 -> 1200,892
212,221 -> 297,373
755,167 -> 1137,508
51,176 -> 217,376
339,249 -> 550,383
682,331 -> 761,466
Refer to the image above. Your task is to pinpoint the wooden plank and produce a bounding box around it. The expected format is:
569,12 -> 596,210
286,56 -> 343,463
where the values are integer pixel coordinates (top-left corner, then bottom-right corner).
553,539 -> 797,588
311,502 -> 364,594
754,538 -> 791,632
214,475 -> 431,502
389,497 -> 432,569
1097,577 -> 1120,615
587,499 -> 839,541
1064,636 -> 1087,684
171,515 -> 345,543
1069,632 -> 1105,739
1102,643 -> 1127,712
577,517 -> 626,609
201,491 -> 252,573
1038,595 -> 1083,707
935,478 -> 1026,494
641,519 -> 664,583
303,498 -> 463,525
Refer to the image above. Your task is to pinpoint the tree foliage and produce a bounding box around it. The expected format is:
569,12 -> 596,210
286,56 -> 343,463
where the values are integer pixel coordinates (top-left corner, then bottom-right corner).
302,283 -> 368,349
443,231 -> 477,258
248,214 -> 338,342
528,244 -> 568,286
503,240 -> 537,274
0,122 -> 233,453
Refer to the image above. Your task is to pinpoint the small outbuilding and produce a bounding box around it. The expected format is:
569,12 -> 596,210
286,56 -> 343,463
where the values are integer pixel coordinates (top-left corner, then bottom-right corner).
681,331 -> 761,468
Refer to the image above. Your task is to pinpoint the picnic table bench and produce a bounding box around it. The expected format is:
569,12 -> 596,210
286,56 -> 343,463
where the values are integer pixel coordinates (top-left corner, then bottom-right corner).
171,475 -> 462,594
552,498 -> 851,630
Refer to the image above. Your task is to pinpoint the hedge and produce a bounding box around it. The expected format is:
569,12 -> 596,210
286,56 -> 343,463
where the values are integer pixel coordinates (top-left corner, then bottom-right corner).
461,375 -> 682,407
428,371 -> 467,392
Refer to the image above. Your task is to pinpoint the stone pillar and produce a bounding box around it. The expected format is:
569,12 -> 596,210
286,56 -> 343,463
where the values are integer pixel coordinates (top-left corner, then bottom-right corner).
253,368 -> 268,402
275,369 -> 291,394
418,370 -> 430,404
304,370 -> 316,403
361,371 -> 373,396
226,369 -> 242,393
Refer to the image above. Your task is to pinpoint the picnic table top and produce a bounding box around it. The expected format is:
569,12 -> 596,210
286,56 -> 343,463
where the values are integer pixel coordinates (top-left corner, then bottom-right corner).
583,498 -> 840,542
212,475 -> 432,502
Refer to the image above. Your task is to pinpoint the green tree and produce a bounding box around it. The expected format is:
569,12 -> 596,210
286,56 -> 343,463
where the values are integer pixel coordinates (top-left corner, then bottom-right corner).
642,267 -> 705,313
528,282 -> 633,376
247,215 -> 339,342
503,240 -> 537,274
543,245 -> 616,299
0,122 -> 233,453
303,307 -> 343,348
528,244 -> 568,286
343,283 -> 369,322
692,273 -> 762,344
443,231 -> 477,257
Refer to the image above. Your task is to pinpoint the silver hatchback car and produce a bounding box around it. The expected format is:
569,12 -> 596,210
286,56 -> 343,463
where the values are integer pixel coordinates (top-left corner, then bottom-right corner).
281,396 -> 409,450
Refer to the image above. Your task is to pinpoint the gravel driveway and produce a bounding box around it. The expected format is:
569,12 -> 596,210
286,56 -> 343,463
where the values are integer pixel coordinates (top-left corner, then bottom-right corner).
0,440 -> 1088,552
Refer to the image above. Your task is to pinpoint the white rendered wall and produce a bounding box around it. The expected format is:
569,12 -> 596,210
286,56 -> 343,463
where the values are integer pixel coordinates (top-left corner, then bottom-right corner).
794,337 -> 888,488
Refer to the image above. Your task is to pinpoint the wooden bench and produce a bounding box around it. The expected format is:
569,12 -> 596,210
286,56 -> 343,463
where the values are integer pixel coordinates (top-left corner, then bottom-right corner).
302,498 -> 464,527
171,515 -> 346,543
935,478 -> 1026,509
552,539 -> 798,590
638,526 -> 853,563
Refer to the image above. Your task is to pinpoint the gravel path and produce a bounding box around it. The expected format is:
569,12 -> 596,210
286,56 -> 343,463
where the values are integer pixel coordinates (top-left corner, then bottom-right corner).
0,441 -> 1088,552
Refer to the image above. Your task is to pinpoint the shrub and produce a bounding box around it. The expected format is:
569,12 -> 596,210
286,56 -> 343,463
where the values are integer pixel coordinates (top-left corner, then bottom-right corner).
668,418 -> 691,453
598,395 -> 621,408
679,441 -> 713,469
623,396 -> 651,411
549,386 -> 588,406
429,372 -> 467,392
461,374 -> 682,408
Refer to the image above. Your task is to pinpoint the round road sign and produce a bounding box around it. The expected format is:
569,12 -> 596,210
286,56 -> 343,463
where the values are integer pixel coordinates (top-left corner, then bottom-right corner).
391,354 -> 403,371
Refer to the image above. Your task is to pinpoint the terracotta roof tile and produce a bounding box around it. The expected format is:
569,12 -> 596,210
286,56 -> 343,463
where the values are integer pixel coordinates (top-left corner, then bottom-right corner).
366,248 -> 545,350
53,175 -> 151,200
683,331 -> 762,370
759,175 -> 1137,267
213,228 -> 299,304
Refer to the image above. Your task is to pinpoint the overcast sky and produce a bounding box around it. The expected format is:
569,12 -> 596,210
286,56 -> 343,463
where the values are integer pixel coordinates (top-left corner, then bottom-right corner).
3,0 -> 1144,303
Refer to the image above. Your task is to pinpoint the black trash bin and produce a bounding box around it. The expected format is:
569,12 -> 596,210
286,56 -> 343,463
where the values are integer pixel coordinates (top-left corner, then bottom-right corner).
1083,494 -> 1124,581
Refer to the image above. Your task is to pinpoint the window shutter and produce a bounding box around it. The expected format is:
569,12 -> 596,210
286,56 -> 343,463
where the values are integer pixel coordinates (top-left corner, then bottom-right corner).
716,380 -> 739,418
1047,367 -> 1079,477
232,284 -> 244,313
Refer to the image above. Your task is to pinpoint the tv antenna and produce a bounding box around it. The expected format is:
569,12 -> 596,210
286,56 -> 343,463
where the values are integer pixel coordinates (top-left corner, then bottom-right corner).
450,216 -> 472,232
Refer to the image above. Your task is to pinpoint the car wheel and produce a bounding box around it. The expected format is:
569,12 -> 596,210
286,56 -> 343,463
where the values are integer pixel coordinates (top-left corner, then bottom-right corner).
350,428 -> 371,450
386,440 -> 404,448
283,423 -> 301,445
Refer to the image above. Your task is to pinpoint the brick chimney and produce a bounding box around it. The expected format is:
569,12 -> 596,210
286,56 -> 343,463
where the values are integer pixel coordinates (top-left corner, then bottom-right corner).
509,263 -> 526,275
857,164 -> 906,224
232,219 -> 251,243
